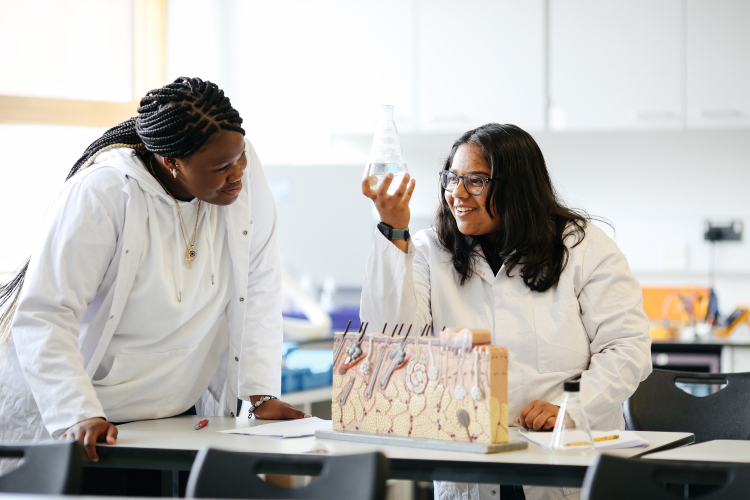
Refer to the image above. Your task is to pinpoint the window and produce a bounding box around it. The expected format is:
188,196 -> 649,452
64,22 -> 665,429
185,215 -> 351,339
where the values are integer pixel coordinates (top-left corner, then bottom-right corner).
0,0 -> 166,127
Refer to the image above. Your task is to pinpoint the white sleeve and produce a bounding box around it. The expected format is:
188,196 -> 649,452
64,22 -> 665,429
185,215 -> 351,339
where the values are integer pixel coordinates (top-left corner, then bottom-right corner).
360,229 -> 432,332
237,145 -> 283,398
12,175 -> 122,437
577,230 -> 653,427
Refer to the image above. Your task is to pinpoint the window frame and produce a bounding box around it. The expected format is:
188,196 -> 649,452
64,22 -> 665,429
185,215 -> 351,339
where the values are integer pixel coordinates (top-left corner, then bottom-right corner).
0,0 -> 166,127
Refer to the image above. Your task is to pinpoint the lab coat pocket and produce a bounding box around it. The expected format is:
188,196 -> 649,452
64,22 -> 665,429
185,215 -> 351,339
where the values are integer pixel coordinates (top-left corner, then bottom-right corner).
533,298 -> 590,374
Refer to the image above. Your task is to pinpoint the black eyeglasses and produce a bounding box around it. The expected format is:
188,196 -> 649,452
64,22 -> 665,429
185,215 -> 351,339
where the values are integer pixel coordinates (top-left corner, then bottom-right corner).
439,171 -> 492,195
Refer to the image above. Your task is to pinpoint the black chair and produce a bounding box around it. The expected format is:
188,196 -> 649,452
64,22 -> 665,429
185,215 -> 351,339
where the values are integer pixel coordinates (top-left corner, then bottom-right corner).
0,440 -> 83,494
186,448 -> 388,500
624,368 -> 750,443
582,454 -> 750,500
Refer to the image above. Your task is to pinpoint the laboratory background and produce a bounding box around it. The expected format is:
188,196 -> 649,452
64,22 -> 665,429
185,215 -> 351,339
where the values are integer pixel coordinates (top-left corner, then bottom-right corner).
1,1 -> 749,496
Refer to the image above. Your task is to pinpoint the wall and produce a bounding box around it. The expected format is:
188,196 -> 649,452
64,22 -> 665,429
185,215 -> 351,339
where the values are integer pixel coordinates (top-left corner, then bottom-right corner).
0,124 -> 107,273
291,129 -> 750,315
539,129 -> 750,315
1,1 -> 748,319
3,125 -> 745,315
264,165 -> 374,290
160,0 -> 750,314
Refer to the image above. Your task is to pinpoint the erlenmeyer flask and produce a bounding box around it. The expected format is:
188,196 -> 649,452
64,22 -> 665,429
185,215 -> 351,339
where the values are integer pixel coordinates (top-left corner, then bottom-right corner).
550,378 -> 595,453
364,105 -> 408,194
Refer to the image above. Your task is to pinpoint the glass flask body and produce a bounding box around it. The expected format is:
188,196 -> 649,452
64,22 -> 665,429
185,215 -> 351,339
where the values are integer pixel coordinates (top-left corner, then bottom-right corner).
364,105 -> 408,195
550,381 -> 595,453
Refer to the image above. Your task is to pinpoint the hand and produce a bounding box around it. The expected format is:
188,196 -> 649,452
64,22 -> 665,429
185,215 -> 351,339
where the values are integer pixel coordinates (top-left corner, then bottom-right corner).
361,172 -> 415,230
517,400 -> 559,431
250,397 -> 310,420
60,417 -> 118,462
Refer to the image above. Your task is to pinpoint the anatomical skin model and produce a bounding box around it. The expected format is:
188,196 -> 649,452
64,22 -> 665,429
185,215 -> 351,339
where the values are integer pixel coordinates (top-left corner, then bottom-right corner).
331,327 -> 508,444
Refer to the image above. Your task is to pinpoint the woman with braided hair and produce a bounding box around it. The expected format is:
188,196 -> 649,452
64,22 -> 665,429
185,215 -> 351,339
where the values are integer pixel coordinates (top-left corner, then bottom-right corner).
0,77 -> 306,463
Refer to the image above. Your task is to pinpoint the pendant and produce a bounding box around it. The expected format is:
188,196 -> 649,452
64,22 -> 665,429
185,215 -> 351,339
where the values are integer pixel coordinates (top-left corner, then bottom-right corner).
185,245 -> 197,269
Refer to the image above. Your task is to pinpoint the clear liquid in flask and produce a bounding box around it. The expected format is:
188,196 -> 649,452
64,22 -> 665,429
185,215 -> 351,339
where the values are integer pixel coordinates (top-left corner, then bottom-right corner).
366,162 -> 408,194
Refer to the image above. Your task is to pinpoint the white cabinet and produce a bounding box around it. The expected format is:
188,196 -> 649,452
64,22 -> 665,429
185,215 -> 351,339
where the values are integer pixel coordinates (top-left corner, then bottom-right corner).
417,0 -> 545,133
686,0 -> 750,129
322,1 -> 416,134
233,0 -> 413,163
549,0 -> 683,131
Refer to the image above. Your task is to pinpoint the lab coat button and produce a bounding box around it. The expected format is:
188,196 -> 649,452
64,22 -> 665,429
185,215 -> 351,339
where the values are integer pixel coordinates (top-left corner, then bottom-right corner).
235,356 -> 239,362
230,412 -> 235,417
239,297 -> 244,302
243,230 -> 248,235
125,250 -> 129,254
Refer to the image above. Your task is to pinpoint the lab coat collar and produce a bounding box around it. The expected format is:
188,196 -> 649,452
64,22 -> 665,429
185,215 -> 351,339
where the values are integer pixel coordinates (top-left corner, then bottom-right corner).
466,235 -> 501,285
474,256 -> 496,284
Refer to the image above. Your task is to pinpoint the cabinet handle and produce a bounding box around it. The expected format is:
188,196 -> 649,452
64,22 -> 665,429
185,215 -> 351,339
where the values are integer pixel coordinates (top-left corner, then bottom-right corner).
696,109 -> 744,119
629,110 -> 678,120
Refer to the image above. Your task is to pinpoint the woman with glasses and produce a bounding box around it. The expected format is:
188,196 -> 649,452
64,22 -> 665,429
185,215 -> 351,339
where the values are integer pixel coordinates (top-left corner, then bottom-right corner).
360,123 -> 651,500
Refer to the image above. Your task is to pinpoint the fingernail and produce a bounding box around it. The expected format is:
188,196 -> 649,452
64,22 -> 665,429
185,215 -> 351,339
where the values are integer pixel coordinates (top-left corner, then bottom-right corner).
93,458 -> 99,463
304,414 -> 312,418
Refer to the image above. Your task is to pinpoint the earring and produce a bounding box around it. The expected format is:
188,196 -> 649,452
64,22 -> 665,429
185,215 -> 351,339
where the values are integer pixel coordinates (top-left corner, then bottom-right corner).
171,169 -> 177,178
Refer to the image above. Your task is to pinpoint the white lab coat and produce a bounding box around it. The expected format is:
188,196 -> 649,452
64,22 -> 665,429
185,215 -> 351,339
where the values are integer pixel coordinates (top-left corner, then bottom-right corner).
0,139 -> 283,442
360,225 -> 652,500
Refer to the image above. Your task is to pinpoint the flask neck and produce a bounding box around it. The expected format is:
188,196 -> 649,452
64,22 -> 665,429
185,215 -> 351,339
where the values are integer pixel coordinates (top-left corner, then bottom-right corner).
561,391 -> 581,408
379,105 -> 394,122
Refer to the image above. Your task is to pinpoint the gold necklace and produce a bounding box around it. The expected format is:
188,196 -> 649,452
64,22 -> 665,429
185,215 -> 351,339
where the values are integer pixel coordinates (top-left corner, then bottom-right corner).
148,157 -> 201,269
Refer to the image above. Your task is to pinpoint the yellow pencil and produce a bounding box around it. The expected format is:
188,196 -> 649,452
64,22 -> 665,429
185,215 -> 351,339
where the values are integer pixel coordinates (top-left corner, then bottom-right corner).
564,435 -> 619,446
594,434 -> 619,442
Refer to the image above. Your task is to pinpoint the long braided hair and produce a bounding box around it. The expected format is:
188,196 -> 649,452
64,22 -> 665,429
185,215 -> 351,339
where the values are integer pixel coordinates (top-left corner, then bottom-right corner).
0,77 -> 244,353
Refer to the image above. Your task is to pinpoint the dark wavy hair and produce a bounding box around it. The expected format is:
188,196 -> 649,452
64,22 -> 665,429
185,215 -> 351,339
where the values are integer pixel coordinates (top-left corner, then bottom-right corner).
434,123 -> 590,291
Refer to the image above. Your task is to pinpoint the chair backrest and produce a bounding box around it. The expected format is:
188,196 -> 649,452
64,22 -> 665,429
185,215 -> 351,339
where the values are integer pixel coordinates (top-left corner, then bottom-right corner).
186,448 -> 388,500
0,440 -> 83,494
624,369 -> 750,443
582,454 -> 750,500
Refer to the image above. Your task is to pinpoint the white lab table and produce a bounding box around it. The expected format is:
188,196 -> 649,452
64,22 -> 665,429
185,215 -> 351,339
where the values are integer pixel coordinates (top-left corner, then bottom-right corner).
644,440 -> 750,463
0,497 -> 254,500
91,416 -> 694,489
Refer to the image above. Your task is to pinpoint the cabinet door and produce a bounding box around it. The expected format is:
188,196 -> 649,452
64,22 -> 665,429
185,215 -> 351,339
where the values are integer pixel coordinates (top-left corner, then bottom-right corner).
234,0 -> 413,163
549,0 -> 683,130
687,0 -> 750,129
417,0 -> 545,133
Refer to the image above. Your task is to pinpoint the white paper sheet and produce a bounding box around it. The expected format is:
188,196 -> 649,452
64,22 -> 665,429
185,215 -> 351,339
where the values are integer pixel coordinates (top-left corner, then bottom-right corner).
518,429 -> 649,450
218,417 -> 332,438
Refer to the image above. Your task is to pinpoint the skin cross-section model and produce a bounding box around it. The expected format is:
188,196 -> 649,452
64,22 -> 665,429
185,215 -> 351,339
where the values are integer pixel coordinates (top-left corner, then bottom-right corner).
331,327 -> 508,444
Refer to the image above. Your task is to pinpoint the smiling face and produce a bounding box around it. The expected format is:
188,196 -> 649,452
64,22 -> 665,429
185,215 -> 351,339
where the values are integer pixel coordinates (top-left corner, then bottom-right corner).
168,130 -> 247,206
444,142 -> 502,237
